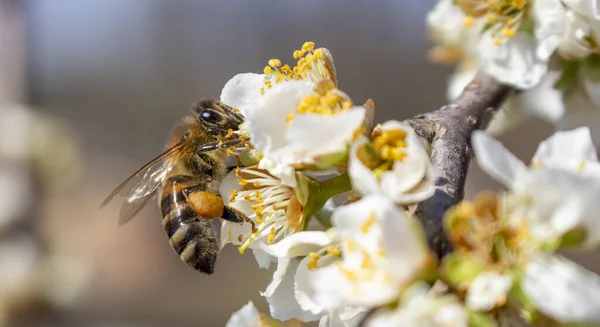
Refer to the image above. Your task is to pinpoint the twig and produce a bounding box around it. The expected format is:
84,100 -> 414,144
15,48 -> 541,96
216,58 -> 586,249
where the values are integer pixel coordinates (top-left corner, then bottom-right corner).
357,72 -> 511,327
407,73 -> 513,259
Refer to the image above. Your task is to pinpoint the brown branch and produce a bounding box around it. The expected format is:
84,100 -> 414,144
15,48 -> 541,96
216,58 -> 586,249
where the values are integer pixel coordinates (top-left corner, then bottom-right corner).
407,73 -> 513,259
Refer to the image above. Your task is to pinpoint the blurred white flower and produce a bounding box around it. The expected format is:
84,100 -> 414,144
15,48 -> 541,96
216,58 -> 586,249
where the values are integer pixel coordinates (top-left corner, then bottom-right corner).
366,283 -> 468,327
305,195 -> 434,309
522,254 -> 600,324
472,127 -> 600,188
349,121 -> 436,205
226,301 -> 263,327
472,130 -> 600,246
466,272 -> 512,311
429,0 -> 565,89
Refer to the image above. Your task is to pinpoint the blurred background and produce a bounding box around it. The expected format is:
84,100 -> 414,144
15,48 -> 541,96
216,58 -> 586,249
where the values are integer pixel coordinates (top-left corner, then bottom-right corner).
0,0 -> 578,326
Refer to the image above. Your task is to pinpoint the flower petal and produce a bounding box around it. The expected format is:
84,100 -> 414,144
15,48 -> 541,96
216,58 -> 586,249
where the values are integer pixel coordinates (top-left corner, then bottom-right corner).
285,107 -> 366,164
532,127 -> 597,170
471,131 -> 528,189
349,136 -> 382,196
478,32 -> 548,89
220,73 -> 268,115
532,0 -> 565,60
296,255 -> 327,315
466,272 -> 512,311
246,80 -> 316,163
257,157 -> 297,188
523,254 -> 600,323
262,257 -> 291,298
516,70 -> 565,123
225,301 -> 262,327
259,231 -> 332,258
563,0 -> 600,20
252,248 -> 274,270
264,258 -> 320,322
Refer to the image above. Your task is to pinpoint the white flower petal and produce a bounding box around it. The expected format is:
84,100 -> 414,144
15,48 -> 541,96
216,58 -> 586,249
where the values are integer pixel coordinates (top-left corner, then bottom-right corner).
246,80 -> 316,162
478,32 -> 548,89
252,248 -> 274,270
532,127 -> 597,170
532,0 -> 565,60
295,256 -> 327,316
262,257 -> 291,298
220,73 -> 268,115
309,262 -> 399,308
367,283 -> 468,327
521,169 -> 600,247
466,272 -> 512,311
523,254 -> 600,323
558,10 -> 595,59
486,98 -> 529,136
349,136 -> 382,195
265,258 -> 320,322
472,131 -> 528,188
516,70 -> 565,123
447,66 -> 478,102
257,157 -> 297,188
563,0 -> 600,20
319,307 -> 367,327
259,231 -> 332,258
226,301 -> 262,327
285,107 -> 366,164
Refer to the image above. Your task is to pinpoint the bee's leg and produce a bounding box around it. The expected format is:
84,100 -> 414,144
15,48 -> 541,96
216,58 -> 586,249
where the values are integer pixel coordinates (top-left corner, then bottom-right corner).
222,205 -> 251,223
197,139 -> 242,153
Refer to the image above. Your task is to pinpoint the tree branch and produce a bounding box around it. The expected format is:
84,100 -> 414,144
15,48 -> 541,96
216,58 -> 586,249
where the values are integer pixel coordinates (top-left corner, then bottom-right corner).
407,73 -> 513,259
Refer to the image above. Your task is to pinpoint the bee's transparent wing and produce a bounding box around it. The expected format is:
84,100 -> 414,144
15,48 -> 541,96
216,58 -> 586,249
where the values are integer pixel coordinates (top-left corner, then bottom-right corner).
100,143 -> 183,225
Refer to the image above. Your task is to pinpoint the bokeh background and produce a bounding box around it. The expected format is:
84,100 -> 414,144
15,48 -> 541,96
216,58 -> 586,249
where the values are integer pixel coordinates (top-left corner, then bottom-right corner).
0,0 -> 582,326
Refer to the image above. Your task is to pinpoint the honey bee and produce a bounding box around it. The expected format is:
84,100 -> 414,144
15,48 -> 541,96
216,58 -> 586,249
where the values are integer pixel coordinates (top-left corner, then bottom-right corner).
101,100 -> 248,274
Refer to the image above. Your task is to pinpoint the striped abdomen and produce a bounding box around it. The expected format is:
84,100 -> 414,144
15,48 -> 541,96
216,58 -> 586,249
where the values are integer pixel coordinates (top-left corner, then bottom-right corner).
159,175 -> 222,274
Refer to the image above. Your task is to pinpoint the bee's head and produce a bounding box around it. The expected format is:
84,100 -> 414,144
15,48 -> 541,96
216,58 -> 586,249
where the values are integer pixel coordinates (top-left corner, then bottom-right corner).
192,100 -> 244,137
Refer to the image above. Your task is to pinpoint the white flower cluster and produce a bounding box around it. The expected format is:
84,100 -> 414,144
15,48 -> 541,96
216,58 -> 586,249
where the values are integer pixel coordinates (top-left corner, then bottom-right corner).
427,0 -> 600,141
219,41 -> 600,327
218,42 -> 445,326
445,126 -> 600,325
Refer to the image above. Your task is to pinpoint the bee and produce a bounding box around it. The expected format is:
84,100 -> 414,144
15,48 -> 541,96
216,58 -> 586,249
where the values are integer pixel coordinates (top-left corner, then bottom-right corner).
101,100 -> 249,274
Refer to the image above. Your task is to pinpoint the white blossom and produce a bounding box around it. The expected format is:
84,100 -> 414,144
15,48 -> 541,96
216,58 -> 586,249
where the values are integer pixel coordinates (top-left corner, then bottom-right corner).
466,272 -> 512,311
306,195 -> 434,308
349,121 -> 436,205
472,130 -> 600,246
220,42 -> 365,171
366,283 -> 468,327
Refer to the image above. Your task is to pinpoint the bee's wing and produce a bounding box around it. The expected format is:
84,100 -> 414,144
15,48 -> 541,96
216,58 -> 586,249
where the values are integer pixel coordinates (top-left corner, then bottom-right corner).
100,143 -> 184,226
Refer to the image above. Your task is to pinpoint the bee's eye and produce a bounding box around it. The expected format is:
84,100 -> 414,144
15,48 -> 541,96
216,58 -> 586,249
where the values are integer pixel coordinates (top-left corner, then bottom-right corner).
199,108 -> 225,125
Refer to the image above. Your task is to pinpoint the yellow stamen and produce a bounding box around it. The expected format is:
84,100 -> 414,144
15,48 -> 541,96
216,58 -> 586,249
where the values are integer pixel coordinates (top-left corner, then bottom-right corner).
268,59 -> 282,67
327,246 -> 341,256
361,211 -> 377,234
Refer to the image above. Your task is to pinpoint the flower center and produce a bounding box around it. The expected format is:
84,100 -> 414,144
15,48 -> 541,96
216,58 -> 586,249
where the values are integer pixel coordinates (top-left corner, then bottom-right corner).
459,0 -> 529,45
286,80 -> 353,124
446,192 -> 536,270
231,167 -> 304,253
260,41 -> 337,95
357,128 -> 408,178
